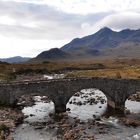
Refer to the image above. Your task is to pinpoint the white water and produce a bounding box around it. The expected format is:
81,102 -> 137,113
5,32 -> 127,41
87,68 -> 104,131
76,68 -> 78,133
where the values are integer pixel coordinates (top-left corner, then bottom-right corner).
67,89 -> 107,120
22,101 -> 54,122
14,88 -> 140,140
14,123 -> 58,140
43,74 -> 65,80
125,100 -> 140,113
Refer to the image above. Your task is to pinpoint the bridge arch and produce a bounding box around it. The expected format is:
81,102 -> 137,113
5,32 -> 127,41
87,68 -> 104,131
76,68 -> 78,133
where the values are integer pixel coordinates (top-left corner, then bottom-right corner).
125,91 -> 140,114
66,88 -> 107,119
41,78 -> 128,114
0,77 -> 139,115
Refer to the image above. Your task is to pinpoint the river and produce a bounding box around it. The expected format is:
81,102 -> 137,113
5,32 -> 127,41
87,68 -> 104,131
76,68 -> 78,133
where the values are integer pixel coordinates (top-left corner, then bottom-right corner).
13,75 -> 140,140
13,88 -> 140,140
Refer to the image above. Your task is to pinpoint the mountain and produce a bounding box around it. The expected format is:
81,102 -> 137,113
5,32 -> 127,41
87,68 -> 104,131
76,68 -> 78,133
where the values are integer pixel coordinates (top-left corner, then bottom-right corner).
100,42 -> 140,59
33,27 -> 140,61
35,48 -> 69,60
61,27 -> 140,51
0,56 -> 31,63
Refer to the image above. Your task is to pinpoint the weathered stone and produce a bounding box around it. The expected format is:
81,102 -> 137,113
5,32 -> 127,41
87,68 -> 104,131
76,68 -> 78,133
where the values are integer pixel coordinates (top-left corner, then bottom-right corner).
66,108 -> 71,111
0,77 -> 139,114
64,130 -> 75,140
120,118 -> 140,126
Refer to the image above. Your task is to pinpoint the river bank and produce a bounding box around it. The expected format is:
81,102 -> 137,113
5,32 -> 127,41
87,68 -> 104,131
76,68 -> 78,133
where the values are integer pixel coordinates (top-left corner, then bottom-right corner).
0,73 -> 140,140
0,107 -> 24,140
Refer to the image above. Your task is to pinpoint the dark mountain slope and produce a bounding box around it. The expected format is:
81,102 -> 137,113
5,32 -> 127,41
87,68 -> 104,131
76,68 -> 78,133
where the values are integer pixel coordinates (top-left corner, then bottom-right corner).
36,48 -> 69,60
61,27 -> 138,52
32,27 -> 140,61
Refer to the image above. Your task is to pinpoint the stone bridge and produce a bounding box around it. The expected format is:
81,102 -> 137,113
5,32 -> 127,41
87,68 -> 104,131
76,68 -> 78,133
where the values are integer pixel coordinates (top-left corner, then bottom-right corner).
0,77 -> 140,114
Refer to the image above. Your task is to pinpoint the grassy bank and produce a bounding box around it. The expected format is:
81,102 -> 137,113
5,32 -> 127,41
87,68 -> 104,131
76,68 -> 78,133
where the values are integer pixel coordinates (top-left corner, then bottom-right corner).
0,58 -> 140,81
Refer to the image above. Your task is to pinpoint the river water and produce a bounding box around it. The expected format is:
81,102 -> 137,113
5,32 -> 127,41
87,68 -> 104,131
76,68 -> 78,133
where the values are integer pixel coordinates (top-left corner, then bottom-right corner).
13,75 -> 140,140
13,88 -> 140,140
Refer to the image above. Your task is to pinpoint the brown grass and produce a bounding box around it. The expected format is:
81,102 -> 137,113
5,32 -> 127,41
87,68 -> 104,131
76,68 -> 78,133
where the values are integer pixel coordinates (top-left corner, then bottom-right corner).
0,58 -> 140,81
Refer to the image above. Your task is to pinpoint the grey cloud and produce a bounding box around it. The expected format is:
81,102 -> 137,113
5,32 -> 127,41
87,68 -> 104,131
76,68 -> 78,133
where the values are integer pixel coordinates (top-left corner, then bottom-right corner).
0,1 -> 109,39
1,1 -> 140,41
94,12 -> 140,31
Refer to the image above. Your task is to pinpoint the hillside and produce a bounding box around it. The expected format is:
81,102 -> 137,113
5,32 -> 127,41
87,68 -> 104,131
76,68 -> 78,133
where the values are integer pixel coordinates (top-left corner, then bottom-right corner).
0,56 -> 31,63
32,27 -> 140,61
61,27 -> 140,51
33,48 -> 70,61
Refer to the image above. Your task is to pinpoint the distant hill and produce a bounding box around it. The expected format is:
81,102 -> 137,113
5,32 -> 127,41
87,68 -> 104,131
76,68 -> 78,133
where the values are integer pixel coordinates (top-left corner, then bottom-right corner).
32,27 -> 140,61
0,56 -> 31,63
36,48 -> 69,60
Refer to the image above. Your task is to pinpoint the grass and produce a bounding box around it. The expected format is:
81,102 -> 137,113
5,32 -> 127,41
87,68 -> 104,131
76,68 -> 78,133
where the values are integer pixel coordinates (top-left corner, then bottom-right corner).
65,68 -> 140,79
0,58 -> 140,81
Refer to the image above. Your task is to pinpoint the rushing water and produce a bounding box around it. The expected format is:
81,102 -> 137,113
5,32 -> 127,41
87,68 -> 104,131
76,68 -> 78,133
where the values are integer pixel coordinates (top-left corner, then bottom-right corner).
14,123 -> 58,140
14,97 -> 57,140
67,89 -> 107,120
125,100 -> 140,114
22,101 -> 54,122
13,88 -> 140,140
95,116 -> 140,140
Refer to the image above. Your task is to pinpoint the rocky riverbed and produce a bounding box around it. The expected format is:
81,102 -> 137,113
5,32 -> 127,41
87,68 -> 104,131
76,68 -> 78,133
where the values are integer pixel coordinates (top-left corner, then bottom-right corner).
12,88 -> 140,140
0,107 -> 24,140
1,74 -> 140,140
128,92 -> 140,102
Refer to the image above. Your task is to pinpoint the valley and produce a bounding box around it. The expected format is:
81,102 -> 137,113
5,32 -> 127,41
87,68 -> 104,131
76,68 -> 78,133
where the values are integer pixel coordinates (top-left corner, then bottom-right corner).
0,28 -> 140,140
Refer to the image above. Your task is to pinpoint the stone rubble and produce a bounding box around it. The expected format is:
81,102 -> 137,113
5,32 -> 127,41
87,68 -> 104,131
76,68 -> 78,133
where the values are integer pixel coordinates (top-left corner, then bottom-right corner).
1,89 -> 140,140
0,107 -> 24,140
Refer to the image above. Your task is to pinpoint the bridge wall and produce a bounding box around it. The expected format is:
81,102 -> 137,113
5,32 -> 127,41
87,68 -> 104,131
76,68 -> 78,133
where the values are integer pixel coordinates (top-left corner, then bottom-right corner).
0,78 -> 140,114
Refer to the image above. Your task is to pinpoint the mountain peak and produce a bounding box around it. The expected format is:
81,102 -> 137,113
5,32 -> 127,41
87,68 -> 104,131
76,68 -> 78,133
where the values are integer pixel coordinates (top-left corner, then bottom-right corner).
61,27 -> 140,52
33,27 -> 140,61
98,27 -> 113,33
49,48 -> 61,52
100,27 -> 112,31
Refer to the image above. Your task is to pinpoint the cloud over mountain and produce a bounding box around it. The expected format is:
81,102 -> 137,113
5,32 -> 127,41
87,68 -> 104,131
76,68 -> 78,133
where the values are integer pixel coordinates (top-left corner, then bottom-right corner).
0,0 -> 140,57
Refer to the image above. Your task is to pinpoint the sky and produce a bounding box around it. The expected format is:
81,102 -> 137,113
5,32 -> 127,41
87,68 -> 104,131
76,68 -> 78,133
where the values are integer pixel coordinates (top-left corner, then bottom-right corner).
0,0 -> 140,58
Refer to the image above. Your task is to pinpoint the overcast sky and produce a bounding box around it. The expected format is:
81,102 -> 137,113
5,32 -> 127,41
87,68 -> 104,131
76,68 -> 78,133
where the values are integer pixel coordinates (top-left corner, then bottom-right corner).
0,0 -> 140,58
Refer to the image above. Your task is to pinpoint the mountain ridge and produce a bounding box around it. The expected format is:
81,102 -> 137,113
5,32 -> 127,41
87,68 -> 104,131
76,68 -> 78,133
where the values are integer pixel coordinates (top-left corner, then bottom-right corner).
0,56 -> 31,63
31,27 -> 140,61
61,27 -> 140,52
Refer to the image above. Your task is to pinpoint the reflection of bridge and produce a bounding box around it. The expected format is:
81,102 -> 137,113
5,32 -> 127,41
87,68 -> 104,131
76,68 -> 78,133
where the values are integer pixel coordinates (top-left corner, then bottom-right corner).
0,77 -> 140,114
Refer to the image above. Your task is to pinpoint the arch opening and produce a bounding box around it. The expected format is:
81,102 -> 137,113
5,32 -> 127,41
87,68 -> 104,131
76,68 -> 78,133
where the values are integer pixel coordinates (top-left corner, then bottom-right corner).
66,88 -> 107,121
17,94 -> 55,122
125,91 -> 140,114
